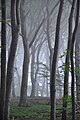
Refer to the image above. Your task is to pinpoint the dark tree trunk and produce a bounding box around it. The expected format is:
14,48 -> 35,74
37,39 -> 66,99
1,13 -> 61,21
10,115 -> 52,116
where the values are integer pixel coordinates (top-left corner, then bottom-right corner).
4,0 -> 20,120
0,0 -> 6,120
75,22 -> 80,103
19,41 -> 29,106
70,1 -> 79,120
62,0 -> 76,120
50,0 -> 64,120
19,0 -> 29,106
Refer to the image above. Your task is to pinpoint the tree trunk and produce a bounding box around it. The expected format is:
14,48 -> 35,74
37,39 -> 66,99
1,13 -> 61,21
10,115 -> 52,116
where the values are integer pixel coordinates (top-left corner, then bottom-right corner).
0,0 -> 6,120
12,79 -> 15,97
35,40 -> 45,96
75,22 -> 80,103
62,0 -> 76,120
46,0 -> 53,68
30,46 -> 36,97
19,0 -> 29,106
70,1 -> 79,120
50,0 -> 64,120
4,0 -> 20,120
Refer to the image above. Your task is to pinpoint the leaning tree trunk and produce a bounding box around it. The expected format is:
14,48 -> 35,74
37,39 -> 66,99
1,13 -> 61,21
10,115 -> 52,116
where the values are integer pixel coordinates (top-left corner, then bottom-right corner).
19,0 -> 29,106
4,0 -> 20,120
75,22 -> 80,103
70,1 -> 79,120
62,0 -> 76,120
46,0 -> 53,68
0,0 -> 6,120
50,0 -> 64,120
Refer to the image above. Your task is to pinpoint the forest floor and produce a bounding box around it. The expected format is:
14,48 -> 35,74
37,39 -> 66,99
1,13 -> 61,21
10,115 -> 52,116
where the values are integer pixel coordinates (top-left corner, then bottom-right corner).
10,104 -> 50,120
10,97 -> 80,120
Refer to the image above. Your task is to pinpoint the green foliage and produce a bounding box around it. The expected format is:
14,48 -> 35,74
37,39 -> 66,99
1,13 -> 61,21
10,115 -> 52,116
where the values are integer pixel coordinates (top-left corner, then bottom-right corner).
10,100 -> 80,120
59,49 -> 71,74
10,104 -> 50,120
75,67 -> 80,76
59,62 -> 70,74
59,49 -> 80,77
62,96 -> 72,103
60,49 -> 70,59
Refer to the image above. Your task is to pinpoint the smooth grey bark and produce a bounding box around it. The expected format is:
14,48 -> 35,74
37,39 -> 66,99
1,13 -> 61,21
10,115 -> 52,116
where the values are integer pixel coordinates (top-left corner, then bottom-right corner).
30,37 -> 43,97
30,45 -> 36,97
4,0 -> 20,120
50,0 -> 64,120
35,40 -> 46,96
19,0 -> 29,106
75,22 -> 80,103
35,46 -> 41,96
0,0 -> 6,120
62,0 -> 76,120
14,62 -> 21,95
12,79 -> 15,97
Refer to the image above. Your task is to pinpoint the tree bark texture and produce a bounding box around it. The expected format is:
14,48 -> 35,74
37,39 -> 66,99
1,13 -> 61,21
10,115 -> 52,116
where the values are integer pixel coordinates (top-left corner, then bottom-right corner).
75,22 -> 80,103
30,45 -> 36,97
62,0 -> 76,120
19,0 -> 29,106
4,0 -> 20,120
70,1 -> 80,120
50,0 -> 64,120
0,0 -> 6,120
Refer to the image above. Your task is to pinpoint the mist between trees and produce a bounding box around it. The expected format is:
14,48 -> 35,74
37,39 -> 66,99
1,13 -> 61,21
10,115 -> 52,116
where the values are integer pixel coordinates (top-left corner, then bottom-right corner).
0,0 -> 80,120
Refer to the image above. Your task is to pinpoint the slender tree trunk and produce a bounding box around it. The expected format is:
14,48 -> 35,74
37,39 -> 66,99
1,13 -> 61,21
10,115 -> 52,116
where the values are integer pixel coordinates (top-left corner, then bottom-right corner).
35,40 -> 45,96
62,0 -> 76,120
70,1 -> 79,120
35,47 -> 41,97
19,0 -> 29,106
30,45 -> 36,97
50,0 -> 64,120
0,0 -> 6,120
75,22 -> 80,103
4,0 -> 20,120
46,0 -> 53,68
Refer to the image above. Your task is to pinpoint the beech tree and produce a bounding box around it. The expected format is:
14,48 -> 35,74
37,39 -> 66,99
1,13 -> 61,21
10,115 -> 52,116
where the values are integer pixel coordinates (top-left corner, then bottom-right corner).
46,0 -> 53,68
62,0 -> 76,119
70,0 -> 80,119
19,0 -> 29,106
0,0 -> 6,120
4,0 -> 21,119
50,0 -> 64,120
75,23 -> 80,103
